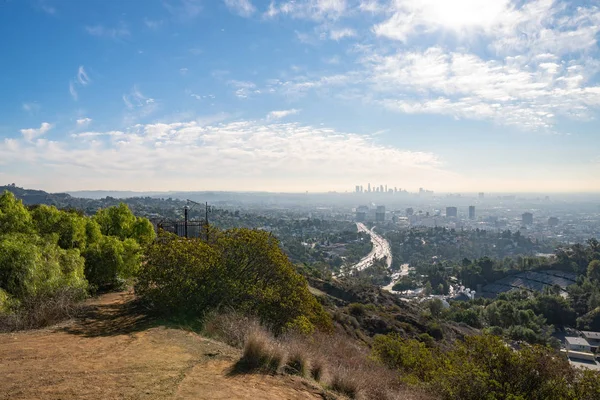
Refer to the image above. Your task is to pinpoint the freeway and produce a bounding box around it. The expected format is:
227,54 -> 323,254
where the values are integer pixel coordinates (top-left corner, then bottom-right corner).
348,222 -> 393,273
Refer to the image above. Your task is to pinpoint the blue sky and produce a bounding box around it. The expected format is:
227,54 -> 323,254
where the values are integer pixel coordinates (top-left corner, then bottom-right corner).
0,0 -> 599,193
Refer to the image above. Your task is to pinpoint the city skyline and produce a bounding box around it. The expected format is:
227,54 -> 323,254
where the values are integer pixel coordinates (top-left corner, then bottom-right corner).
0,1 -> 599,193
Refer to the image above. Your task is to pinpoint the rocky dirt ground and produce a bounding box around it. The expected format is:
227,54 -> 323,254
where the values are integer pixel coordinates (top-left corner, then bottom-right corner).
0,292 -> 327,400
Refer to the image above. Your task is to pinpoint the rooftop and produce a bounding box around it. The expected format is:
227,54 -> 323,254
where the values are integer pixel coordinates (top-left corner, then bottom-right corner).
566,337 -> 591,346
581,331 -> 600,340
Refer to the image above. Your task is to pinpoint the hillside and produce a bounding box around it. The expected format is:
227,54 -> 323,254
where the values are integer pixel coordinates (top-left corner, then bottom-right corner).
0,185 -> 73,206
0,291 -> 329,400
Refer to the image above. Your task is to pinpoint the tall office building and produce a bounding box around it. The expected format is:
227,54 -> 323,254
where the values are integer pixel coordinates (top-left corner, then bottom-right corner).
468,206 -> 475,220
368,183 -> 371,192
406,207 -> 414,216
356,205 -> 368,222
446,207 -> 458,218
478,192 -> 484,199
360,185 -> 363,192
522,212 -> 533,225
376,205 -> 386,222
548,217 -> 559,227
355,185 -> 360,193
385,185 -> 388,193
380,185 -> 384,193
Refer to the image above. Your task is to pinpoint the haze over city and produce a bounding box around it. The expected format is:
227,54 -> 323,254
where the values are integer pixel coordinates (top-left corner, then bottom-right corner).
1,0 -> 599,192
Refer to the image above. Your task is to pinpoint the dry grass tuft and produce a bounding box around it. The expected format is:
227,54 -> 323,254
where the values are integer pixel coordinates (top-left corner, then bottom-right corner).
235,328 -> 286,374
202,311 -> 261,348
285,350 -> 310,377
330,367 -> 363,399
310,357 -> 327,382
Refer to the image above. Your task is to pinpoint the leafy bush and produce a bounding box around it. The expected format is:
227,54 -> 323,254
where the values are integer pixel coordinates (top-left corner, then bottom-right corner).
0,193 -> 153,330
83,236 -> 141,290
136,228 -> 333,333
372,333 -> 600,400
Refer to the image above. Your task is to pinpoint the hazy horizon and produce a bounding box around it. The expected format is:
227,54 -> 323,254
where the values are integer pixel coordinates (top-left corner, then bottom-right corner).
1,1 -> 599,193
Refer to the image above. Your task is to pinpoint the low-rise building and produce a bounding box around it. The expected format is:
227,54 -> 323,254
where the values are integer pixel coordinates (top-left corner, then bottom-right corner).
581,331 -> 600,353
565,336 -> 592,353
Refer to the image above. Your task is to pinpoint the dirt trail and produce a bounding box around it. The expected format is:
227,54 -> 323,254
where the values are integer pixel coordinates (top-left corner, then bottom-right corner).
0,292 -> 325,400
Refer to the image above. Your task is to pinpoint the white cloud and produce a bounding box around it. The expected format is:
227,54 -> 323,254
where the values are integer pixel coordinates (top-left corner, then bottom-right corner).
77,66 -> 90,85
265,0 -> 348,20
180,67 -> 189,75
258,1 -> 600,130
329,27 -> 356,40
190,93 -> 215,100
360,45 -> 600,128
228,80 -> 258,98
85,24 -> 130,39
1,119 -> 447,191
163,0 -> 203,21
122,86 -> 158,123
69,81 -> 78,100
224,0 -> 256,17
69,66 -> 91,101
20,122 -> 53,141
267,109 -> 301,120
22,102 -> 41,113
76,118 -> 92,127
144,18 -> 163,29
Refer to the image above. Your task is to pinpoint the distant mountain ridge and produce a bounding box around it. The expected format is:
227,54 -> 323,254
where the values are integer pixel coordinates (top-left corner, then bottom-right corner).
0,184 -> 73,206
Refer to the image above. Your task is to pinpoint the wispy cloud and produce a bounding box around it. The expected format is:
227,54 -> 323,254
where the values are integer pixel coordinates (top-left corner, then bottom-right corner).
143,18 -> 163,29
329,27 -> 356,40
38,1 -> 57,15
2,118 -> 447,191
265,0 -> 348,21
179,67 -> 189,75
20,122 -> 52,141
267,109 -> 301,120
22,102 -> 41,114
77,66 -> 90,86
122,86 -> 158,123
259,0 -> 600,130
76,118 -> 92,127
85,24 -> 130,39
163,0 -> 203,21
190,93 -> 215,100
224,0 -> 256,17
69,66 -> 91,101
228,80 -> 259,98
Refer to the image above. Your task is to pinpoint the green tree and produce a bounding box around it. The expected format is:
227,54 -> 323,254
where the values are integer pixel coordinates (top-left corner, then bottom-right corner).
83,236 -> 141,290
587,260 -> 600,282
137,228 -> 332,333
94,203 -> 136,239
0,192 -> 33,234
30,205 -> 87,250
0,233 -> 87,302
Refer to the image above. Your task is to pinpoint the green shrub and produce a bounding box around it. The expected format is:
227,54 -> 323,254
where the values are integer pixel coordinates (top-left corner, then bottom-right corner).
348,303 -> 366,317
0,192 -> 33,234
0,234 -> 87,300
372,333 -> 597,400
83,236 -> 141,290
137,228 -> 333,333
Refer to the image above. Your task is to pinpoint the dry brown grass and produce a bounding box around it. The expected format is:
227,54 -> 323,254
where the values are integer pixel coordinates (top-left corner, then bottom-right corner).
0,289 -> 84,332
235,328 -> 287,374
330,367 -> 363,399
285,349 -> 310,377
310,357 -> 326,382
202,311 -> 262,348
221,316 -> 434,400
